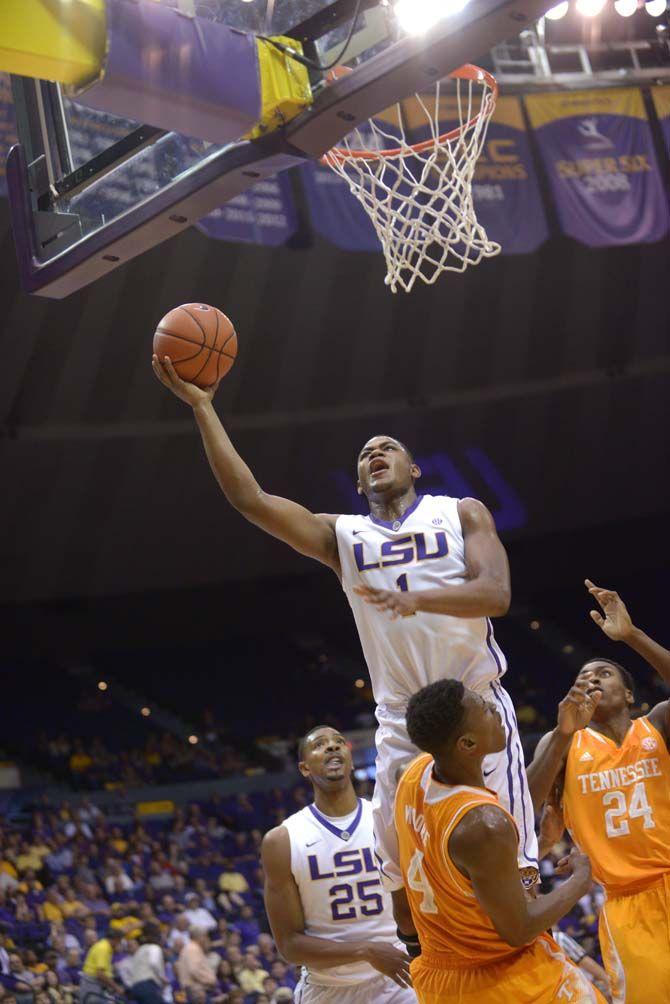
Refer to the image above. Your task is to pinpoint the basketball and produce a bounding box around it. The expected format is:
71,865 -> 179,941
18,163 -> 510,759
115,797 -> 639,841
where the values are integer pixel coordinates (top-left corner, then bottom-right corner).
153,303 -> 238,388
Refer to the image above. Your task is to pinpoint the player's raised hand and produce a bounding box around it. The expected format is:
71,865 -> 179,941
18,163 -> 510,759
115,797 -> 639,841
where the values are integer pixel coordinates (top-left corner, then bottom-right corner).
353,584 -> 418,619
364,942 -> 413,988
556,682 -> 602,736
152,354 -> 221,407
585,579 -> 633,641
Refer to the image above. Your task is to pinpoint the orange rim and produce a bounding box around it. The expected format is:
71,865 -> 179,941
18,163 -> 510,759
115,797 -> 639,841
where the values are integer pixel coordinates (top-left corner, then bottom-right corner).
321,64 -> 498,165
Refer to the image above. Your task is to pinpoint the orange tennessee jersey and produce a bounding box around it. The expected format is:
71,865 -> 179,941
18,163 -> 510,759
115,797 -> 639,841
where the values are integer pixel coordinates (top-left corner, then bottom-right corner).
563,717 -> 670,895
394,753 -> 523,967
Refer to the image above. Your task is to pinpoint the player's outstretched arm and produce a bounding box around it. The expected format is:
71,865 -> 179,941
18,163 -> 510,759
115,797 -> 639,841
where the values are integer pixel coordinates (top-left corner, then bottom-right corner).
526,683 -> 601,811
586,579 -> 670,686
261,828 -> 412,989
449,805 -> 592,947
354,499 -> 510,620
152,356 -> 339,570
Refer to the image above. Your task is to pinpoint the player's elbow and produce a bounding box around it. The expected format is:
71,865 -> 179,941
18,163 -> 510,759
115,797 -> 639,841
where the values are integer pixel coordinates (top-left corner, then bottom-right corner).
496,922 -> 532,949
488,584 -> 511,617
273,932 -> 302,965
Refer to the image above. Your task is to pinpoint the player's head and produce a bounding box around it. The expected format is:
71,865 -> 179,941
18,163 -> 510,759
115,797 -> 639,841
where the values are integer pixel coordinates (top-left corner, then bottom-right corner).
298,726 -> 354,793
406,679 -> 506,768
356,435 -> 421,502
575,658 -> 635,719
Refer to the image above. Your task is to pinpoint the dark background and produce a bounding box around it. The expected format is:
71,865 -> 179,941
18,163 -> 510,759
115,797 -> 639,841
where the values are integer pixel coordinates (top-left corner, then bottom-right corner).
1,178 -> 669,723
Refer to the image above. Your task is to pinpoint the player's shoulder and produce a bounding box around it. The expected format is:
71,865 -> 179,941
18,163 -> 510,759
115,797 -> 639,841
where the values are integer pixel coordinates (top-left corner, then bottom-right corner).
449,800 -> 516,858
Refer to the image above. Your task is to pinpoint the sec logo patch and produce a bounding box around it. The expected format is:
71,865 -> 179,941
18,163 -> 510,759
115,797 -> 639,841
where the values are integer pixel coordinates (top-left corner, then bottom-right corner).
641,736 -> 658,752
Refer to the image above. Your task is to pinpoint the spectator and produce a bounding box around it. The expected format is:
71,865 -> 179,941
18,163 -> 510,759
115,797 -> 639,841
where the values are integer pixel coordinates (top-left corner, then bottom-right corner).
217,863 -> 247,912
236,953 -> 268,996
182,897 -> 216,934
166,917 -> 190,952
60,891 -> 87,920
176,929 -> 216,1002
104,863 -> 132,897
128,925 -> 166,1004
116,940 -> 139,990
42,890 -> 64,923
79,929 -> 123,1002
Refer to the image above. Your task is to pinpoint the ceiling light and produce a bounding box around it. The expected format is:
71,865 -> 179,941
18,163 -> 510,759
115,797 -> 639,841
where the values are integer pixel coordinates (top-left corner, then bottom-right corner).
545,1 -> 569,18
355,678 -> 365,689
576,0 -> 608,16
394,0 -> 466,35
614,0 -> 638,14
98,680 -> 108,691
188,734 -> 198,745
645,0 -> 667,14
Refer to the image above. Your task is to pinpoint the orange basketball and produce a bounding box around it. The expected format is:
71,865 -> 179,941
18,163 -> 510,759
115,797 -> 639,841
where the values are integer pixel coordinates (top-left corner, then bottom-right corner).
153,303 -> 237,388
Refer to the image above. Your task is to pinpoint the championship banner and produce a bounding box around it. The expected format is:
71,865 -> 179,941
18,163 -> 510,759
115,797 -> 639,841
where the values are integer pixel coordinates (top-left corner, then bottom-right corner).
402,92 -> 548,255
0,73 -> 18,197
300,109 -> 402,252
525,88 -> 669,247
197,173 -> 297,246
651,86 -> 670,159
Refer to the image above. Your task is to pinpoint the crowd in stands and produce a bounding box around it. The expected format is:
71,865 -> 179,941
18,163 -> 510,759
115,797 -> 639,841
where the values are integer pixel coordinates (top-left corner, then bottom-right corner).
0,790 -> 322,1004
36,734 -> 257,792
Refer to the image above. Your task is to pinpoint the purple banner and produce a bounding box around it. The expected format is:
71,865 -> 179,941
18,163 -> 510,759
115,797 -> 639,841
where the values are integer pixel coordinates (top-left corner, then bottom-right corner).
301,161 -> 378,251
301,112 -> 403,251
0,73 -> 17,197
526,88 -> 669,247
651,87 -> 670,159
407,94 -> 547,255
197,174 -> 296,246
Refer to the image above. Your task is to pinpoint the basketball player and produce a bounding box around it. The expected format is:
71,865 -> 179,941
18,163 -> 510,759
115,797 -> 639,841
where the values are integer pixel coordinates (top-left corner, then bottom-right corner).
527,580 -> 670,1004
261,725 -> 416,1003
393,678 -> 606,1004
151,359 -> 538,900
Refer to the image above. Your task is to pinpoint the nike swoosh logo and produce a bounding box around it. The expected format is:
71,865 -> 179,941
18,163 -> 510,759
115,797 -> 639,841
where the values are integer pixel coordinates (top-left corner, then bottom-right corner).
352,530 -> 368,536
483,768 -> 496,777
306,840 -> 320,847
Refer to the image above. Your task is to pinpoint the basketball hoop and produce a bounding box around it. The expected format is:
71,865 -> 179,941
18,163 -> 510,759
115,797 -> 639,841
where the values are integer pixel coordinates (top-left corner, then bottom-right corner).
322,65 -> 501,293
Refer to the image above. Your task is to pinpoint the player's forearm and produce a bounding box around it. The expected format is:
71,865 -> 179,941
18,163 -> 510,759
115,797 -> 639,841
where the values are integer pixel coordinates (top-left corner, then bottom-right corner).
516,875 -> 590,946
192,400 -> 263,513
526,730 -> 571,811
622,625 -> 670,685
413,578 -> 510,618
278,931 -> 374,970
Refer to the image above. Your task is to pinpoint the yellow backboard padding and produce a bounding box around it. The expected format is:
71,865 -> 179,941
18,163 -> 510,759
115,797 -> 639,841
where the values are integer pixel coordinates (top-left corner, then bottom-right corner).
0,0 -> 106,86
246,37 -> 312,140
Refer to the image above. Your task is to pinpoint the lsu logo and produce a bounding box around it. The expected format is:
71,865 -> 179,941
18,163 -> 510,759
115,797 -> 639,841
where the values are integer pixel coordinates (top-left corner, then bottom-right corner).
354,531 -> 448,573
642,736 -> 658,752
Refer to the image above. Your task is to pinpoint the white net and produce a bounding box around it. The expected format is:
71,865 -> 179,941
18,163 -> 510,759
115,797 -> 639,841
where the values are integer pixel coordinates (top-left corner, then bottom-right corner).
322,68 -> 501,293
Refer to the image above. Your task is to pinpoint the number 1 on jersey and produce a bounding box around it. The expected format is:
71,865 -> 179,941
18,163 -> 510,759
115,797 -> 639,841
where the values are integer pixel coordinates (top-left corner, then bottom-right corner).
396,574 -> 409,592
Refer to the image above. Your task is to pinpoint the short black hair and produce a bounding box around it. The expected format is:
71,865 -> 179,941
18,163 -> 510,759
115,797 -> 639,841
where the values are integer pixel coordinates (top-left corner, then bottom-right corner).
406,679 -> 466,755
358,436 -> 414,464
581,658 -> 635,696
298,725 -> 334,761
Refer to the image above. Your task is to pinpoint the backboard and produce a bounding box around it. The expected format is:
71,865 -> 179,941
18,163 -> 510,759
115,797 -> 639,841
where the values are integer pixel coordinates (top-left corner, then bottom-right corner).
6,0 -> 555,298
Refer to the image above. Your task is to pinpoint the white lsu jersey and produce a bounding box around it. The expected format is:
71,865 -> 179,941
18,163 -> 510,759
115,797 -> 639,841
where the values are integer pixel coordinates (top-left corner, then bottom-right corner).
282,799 -> 398,986
336,494 -> 507,710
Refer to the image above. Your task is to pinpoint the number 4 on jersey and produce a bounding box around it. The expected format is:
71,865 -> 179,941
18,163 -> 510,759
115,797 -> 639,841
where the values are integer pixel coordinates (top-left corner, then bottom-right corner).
406,850 -> 438,914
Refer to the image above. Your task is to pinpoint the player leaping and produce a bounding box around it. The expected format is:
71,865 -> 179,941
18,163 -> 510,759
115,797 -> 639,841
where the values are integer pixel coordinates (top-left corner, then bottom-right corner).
151,358 -> 538,906
527,580 -> 670,1004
